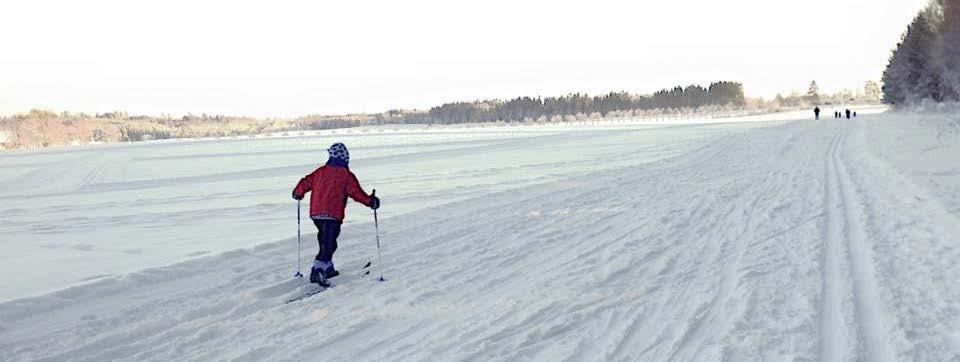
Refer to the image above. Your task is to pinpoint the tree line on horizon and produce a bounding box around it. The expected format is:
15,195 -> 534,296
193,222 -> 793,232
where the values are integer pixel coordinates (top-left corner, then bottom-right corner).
374,81 -> 746,125
2,79 -> 884,150
882,0 -> 960,105
0,109 -> 279,149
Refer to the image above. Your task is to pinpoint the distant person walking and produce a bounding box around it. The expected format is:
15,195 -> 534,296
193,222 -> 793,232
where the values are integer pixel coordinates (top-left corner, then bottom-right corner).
845,109 -> 851,119
814,106 -> 821,120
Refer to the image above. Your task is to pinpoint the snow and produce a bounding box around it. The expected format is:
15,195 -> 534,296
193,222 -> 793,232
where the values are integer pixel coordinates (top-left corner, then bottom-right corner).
2,106 -> 960,361
0,110 -> 826,301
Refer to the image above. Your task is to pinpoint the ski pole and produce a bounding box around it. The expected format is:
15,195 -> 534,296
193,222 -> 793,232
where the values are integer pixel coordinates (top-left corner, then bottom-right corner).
295,199 -> 303,278
372,189 -> 385,282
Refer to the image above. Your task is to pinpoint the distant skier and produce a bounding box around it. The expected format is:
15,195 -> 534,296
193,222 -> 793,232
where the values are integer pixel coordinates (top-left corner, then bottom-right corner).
814,106 -> 821,120
845,109 -> 851,119
853,111 -> 857,118
292,142 -> 380,286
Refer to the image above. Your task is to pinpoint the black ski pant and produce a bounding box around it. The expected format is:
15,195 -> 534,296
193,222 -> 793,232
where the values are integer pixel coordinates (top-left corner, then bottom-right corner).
312,219 -> 342,263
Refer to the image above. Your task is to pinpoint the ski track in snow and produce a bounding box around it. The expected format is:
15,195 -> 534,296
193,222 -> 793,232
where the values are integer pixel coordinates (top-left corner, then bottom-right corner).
832,126 -> 895,362
820,125 -> 895,362
820,132 -> 848,361
3,112 -> 960,361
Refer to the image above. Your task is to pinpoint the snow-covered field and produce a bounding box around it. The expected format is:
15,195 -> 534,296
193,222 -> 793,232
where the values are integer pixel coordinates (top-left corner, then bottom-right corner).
0,109 -> 824,301
3,107 -> 960,361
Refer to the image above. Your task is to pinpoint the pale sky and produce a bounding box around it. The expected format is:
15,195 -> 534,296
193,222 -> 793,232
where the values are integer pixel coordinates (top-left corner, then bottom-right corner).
0,0 -> 929,118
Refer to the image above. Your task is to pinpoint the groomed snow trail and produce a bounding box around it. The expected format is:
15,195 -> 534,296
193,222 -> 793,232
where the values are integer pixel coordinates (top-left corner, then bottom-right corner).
820,126 -> 895,362
819,133 -> 848,361
2,115 -> 960,361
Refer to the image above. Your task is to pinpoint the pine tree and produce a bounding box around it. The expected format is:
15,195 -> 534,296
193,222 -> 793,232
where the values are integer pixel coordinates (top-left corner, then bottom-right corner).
881,0 -> 960,104
935,0 -> 960,101
807,81 -> 821,103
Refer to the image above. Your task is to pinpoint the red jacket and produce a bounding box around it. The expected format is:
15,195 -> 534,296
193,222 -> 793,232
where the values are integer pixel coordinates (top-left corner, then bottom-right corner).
293,165 -> 372,221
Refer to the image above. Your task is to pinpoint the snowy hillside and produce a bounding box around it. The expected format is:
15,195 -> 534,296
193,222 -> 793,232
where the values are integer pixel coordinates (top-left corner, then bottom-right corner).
2,108 -> 960,361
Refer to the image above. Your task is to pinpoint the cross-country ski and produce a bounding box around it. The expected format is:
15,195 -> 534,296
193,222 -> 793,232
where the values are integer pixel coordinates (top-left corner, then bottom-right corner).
285,285 -> 328,304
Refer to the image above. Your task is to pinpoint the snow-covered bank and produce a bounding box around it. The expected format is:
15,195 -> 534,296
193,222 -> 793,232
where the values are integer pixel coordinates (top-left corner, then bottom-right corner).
3,109 -> 960,361
864,107 -> 960,214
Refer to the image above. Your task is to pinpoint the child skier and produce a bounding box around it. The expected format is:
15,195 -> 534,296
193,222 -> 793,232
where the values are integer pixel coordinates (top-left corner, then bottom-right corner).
292,142 -> 380,286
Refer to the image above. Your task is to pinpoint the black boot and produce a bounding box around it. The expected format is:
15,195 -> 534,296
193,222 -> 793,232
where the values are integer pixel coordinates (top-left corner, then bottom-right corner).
310,266 -> 330,287
323,266 -> 340,279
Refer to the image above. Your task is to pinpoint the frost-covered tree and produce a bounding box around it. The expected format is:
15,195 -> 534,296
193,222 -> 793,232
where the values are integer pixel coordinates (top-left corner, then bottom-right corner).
883,38 -> 909,104
864,81 -> 882,101
807,81 -> 821,103
933,0 -> 960,100
882,0 -> 960,105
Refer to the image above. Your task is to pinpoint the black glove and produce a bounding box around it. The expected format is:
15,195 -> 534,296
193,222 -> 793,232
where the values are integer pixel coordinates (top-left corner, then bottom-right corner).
369,195 -> 380,210
292,191 -> 303,201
